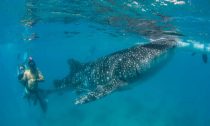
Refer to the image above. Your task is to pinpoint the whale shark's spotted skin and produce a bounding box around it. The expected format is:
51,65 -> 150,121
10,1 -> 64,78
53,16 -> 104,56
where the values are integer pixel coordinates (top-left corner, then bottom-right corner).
54,39 -> 177,104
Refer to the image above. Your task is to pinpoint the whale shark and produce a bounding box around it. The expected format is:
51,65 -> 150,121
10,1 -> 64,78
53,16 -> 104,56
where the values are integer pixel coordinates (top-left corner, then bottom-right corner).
54,38 -> 177,105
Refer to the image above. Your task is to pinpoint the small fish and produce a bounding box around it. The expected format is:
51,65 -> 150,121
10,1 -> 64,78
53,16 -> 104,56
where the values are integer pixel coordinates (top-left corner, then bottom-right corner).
202,53 -> 208,64
163,31 -> 185,37
191,52 -> 196,56
64,31 -> 80,36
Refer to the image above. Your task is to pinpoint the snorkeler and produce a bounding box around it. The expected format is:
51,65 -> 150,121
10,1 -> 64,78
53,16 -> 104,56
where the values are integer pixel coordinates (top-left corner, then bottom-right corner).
21,57 -> 44,90
18,57 -> 47,112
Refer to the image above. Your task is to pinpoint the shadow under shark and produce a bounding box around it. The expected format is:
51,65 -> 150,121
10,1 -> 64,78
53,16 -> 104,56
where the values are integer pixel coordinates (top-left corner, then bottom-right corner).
54,38 -> 177,105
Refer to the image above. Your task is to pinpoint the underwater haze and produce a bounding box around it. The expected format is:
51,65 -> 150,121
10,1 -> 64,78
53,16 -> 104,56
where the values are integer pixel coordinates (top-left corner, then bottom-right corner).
0,0 -> 210,126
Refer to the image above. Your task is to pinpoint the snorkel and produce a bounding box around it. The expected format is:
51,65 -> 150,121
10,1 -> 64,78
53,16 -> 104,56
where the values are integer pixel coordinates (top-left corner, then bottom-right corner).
28,57 -> 37,74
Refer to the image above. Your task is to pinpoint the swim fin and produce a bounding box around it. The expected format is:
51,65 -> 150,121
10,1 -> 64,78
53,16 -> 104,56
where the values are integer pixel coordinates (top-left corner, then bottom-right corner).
35,90 -> 48,113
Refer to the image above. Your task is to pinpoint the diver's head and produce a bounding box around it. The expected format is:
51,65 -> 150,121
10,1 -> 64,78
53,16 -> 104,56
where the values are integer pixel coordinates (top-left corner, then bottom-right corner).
28,57 -> 37,72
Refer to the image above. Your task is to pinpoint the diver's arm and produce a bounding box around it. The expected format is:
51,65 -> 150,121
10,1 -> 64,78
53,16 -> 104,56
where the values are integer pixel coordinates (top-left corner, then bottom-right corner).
21,72 -> 27,81
19,72 -> 27,86
19,79 -> 25,85
37,71 -> 44,82
19,79 -> 25,86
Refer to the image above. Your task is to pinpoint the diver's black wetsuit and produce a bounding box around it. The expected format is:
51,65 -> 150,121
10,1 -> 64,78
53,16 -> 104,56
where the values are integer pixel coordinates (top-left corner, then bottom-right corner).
17,61 -> 48,113
24,88 -> 48,113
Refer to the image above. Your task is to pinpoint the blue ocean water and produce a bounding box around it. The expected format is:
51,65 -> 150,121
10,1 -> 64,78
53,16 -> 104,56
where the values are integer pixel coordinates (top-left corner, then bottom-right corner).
0,0 -> 210,126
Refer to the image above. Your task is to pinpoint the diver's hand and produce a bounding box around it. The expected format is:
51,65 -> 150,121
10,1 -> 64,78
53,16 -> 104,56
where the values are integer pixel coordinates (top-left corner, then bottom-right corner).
30,79 -> 41,83
37,78 -> 45,83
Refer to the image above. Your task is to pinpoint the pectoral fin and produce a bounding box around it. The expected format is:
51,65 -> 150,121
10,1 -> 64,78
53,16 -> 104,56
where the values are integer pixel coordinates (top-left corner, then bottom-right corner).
75,80 -> 126,105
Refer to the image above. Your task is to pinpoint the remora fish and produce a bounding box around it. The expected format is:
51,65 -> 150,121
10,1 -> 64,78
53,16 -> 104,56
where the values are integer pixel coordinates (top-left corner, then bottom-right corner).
54,39 -> 177,105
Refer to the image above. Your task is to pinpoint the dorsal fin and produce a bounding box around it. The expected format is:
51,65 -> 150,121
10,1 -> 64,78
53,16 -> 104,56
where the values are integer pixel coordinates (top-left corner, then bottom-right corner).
68,59 -> 83,74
